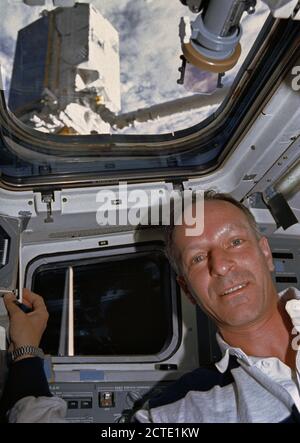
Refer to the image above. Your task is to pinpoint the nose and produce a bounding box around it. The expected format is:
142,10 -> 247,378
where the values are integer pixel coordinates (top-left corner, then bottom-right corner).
209,248 -> 235,277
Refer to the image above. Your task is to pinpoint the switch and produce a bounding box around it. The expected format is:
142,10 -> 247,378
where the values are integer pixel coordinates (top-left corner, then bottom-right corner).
67,400 -> 78,409
99,392 -> 115,408
81,399 -> 92,409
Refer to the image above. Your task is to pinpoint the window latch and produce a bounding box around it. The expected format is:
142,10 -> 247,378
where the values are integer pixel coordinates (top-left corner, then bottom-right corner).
42,192 -> 55,223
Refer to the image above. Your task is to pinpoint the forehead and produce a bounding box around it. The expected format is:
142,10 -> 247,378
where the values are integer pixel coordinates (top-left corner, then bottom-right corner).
173,200 -> 253,249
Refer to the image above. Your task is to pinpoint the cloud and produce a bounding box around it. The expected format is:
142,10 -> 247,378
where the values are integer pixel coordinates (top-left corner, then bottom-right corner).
0,0 -> 269,135
0,1 -> 46,94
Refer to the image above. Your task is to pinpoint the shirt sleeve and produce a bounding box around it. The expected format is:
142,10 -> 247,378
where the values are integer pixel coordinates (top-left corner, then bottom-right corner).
8,396 -> 67,423
0,357 -> 59,421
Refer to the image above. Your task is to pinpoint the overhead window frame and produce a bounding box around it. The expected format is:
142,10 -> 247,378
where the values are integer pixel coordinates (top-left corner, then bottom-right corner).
0,16 -> 299,189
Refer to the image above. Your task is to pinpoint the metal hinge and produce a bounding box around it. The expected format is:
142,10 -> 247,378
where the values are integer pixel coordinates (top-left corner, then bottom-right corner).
42,191 -> 55,223
34,190 -> 62,222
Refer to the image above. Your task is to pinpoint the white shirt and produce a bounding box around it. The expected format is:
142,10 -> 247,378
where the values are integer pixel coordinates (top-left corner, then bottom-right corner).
216,287 -> 300,412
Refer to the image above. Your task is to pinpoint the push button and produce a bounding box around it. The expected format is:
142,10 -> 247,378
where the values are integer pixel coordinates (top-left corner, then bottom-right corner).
81,399 -> 93,409
67,400 -> 79,409
99,392 -> 115,408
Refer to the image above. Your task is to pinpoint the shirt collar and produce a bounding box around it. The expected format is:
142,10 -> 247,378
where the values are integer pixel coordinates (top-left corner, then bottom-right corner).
215,287 -> 300,373
215,334 -> 252,373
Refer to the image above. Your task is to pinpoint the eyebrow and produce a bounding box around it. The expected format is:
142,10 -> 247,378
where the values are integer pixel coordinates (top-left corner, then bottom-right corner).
180,223 -> 250,257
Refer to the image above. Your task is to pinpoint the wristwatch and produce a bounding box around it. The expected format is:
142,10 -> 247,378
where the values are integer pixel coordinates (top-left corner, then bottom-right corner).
10,345 -> 44,362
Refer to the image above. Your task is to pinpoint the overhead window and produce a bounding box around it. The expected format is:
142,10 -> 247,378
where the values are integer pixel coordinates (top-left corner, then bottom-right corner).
1,1 -> 298,186
1,0 -> 269,136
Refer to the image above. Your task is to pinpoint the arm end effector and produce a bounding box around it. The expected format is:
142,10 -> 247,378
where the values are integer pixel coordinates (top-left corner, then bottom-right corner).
178,0 -> 300,82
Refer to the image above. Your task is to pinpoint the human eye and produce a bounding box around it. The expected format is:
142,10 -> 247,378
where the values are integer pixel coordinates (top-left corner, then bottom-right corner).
231,238 -> 243,247
191,253 -> 206,265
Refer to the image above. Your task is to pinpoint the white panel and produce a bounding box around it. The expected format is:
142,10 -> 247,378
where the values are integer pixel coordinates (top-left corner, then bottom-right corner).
183,62 -> 300,200
262,0 -> 299,18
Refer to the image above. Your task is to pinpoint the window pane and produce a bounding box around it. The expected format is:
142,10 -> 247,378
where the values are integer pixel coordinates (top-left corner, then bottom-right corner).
1,0 -> 269,136
32,251 -> 174,357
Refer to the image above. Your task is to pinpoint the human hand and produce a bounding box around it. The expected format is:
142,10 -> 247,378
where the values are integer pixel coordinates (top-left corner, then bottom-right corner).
3,289 -> 49,350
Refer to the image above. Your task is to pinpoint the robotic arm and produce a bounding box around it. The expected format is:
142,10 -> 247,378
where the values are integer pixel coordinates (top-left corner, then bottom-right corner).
23,0 -> 75,6
178,0 -> 300,88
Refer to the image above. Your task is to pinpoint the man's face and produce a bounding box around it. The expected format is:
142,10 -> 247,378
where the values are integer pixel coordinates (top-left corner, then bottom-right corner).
174,200 -> 277,331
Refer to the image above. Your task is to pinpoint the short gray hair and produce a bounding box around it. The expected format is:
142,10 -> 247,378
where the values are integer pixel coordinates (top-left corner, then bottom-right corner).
165,190 -> 261,275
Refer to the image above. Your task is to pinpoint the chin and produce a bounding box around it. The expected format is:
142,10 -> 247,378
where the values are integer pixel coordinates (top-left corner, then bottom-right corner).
223,302 -> 262,326
226,309 -> 262,327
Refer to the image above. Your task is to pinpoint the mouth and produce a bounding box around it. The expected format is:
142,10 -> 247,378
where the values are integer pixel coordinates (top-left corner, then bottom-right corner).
221,282 -> 248,297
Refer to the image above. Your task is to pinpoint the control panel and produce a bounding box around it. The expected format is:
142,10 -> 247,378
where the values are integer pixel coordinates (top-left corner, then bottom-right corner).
269,237 -> 300,292
49,381 -> 169,423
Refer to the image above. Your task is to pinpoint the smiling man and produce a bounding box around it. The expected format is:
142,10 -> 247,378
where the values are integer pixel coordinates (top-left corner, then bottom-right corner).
135,191 -> 300,423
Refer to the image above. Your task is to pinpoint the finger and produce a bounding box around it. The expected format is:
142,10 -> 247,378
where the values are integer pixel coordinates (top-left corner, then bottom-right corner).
23,288 -> 39,303
23,289 -> 47,311
23,288 -> 45,307
3,293 -> 23,315
19,289 -> 34,309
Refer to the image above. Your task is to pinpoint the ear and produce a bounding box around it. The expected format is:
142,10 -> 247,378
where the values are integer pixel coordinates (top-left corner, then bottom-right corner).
176,275 -> 197,305
258,236 -> 274,272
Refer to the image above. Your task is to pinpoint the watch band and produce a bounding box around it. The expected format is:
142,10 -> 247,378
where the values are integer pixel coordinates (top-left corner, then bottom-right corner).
10,345 -> 44,362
